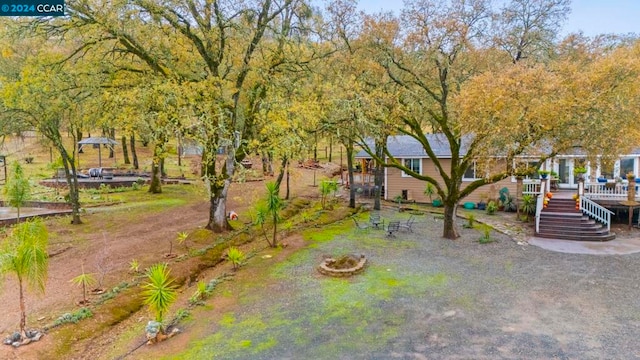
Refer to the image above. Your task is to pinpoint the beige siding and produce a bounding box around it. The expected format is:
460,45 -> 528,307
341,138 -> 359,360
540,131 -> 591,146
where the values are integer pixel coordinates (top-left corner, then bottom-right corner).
386,158 -> 518,205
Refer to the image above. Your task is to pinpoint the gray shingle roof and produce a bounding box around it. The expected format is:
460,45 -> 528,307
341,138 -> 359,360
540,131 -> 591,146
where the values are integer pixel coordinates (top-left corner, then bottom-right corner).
355,134 -> 469,158
355,135 -> 640,159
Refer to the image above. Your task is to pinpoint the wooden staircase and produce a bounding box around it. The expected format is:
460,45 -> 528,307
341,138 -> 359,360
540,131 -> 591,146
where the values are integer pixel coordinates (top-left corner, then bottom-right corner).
537,198 -> 616,241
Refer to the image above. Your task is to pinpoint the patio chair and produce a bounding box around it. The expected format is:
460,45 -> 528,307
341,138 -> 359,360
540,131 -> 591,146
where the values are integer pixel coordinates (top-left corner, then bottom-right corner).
352,217 -> 370,231
369,213 -> 384,229
386,221 -> 400,237
399,215 -> 416,233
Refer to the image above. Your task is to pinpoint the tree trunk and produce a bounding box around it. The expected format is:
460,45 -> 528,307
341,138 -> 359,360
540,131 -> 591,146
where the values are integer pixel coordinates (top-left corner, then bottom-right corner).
19,277 -> 26,336
206,180 -> 231,232
373,136 -> 386,211
261,151 -> 269,176
60,147 -> 82,224
328,136 -> 332,162
313,132 -> 318,162
149,160 -> 162,193
285,163 -> 290,200
177,135 -> 182,167
346,141 -> 356,208
442,201 -> 459,239
130,133 -> 139,170
149,143 -> 163,193
121,135 -> 130,165
272,213 -> 278,248
76,129 -> 83,153
108,128 -> 115,158
160,158 -> 167,177
205,148 -> 235,232
274,157 -> 288,193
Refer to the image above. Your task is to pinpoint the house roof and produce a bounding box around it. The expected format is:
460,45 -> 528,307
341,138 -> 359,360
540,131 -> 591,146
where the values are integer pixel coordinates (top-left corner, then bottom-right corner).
356,134 -> 640,160
78,137 -> 118,146
355,134 -> 470,159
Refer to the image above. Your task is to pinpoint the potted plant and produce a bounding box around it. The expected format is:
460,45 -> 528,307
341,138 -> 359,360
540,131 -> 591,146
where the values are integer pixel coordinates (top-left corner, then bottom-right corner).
476,192 -> 488,210
573,166 -> 587,180
538,170 -> 550,179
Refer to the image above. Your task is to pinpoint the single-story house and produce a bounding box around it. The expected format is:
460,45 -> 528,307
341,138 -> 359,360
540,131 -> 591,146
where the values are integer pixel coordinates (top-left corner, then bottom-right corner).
354,134 -> 640,204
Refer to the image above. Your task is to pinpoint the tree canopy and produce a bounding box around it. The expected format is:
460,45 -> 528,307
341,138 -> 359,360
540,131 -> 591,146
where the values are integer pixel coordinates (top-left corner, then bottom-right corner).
0,0 -> 638,239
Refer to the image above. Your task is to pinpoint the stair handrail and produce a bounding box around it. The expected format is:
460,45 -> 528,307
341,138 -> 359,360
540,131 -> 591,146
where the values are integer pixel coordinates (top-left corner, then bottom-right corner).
535,181 -> 546,234
580,196 -> 614,232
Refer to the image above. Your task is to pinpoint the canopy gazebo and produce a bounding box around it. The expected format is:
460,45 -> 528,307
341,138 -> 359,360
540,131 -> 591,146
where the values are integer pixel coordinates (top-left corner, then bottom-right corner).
78,137 -> 118,168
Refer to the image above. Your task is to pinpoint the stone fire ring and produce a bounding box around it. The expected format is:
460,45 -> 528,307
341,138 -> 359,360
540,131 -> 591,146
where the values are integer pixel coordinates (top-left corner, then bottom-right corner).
317,254 -> 367,277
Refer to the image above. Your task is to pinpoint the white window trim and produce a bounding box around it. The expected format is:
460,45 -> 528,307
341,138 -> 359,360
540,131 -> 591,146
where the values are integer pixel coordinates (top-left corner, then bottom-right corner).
509,158 -> 545,182
462,161 -> 480,181
401,158 -> 422,177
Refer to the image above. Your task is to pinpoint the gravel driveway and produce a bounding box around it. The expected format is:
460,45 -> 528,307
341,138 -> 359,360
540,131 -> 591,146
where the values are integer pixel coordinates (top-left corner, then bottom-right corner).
171,210 -> 640,360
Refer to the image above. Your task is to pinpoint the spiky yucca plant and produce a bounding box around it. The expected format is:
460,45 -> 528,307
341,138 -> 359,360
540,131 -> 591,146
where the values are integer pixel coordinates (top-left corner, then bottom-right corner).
226,247 -> 245,270
142,263 -> 177,327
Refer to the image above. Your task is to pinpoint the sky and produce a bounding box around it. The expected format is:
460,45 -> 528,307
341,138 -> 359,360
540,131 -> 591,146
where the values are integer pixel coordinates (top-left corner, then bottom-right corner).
356,0 -> 639,37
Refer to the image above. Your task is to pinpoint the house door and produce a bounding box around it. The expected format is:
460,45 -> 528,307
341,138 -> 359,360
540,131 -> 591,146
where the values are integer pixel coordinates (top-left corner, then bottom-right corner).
558,159 -> 570,188
557,158 -> 585,189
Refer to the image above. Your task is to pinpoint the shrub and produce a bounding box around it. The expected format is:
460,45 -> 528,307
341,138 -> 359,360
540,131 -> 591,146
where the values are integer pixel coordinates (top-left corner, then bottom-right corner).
189,281 -> 209,305
503,195 -> 517,212
486,201 -> 498,215
463,214 -> 475,229
521,194 -> 536,219
53,308 -> 93,326
478,225 -> 495,244
320,180 -> 338,209
226,247 -> 245,270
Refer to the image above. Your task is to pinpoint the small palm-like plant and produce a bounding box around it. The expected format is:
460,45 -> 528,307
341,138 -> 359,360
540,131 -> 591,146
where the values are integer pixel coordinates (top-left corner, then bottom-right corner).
176,232 -> 189,251
479,225 -> 494,244
129,259 -> 140,274
189,280 -> 209,304
319,180 -> 337,209
226,247 -> 245,270
424,183 -> 435,203
463,214 -> 476,229
70,265 -> 96,305
0,219 -> 48,337
142,263 -> 177,327
4,161 -> 31,222
521,194 -> 536,221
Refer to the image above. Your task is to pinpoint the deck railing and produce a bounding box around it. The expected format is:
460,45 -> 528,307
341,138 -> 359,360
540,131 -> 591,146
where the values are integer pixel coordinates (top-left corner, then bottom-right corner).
580,196 -> 614,232
534,181 -> 546,234
584,182 -> 640,201
523,180 -> 541,195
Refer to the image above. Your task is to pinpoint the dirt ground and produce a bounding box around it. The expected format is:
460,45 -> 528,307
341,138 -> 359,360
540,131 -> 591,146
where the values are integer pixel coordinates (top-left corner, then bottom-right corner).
0,161 -> 341,359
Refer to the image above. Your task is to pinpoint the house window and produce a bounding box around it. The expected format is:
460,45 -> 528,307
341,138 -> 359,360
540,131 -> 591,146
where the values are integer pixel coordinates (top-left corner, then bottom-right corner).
620,158 -> 635,177
512,160 -> 541,180
402,158 -> 421,177
600,160 -> 614,179
463,162 -> 478,180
